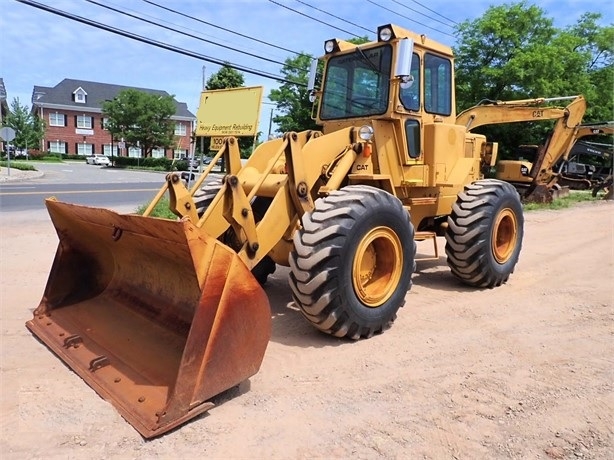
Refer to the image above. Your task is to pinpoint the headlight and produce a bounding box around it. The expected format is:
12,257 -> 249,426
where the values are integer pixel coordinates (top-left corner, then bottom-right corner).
324,40 -> 336,53
378,27 -> 393,42
358,125 -> 374,141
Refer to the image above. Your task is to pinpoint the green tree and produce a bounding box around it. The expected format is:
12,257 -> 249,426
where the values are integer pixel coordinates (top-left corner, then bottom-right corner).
2,98 -> 45,152
453,1 -> 613,158
206,64 -> 245,90
269,37 -> 370,135
102,89 -> 176,157
567,13 -> 614,121
268,53 -> 319,135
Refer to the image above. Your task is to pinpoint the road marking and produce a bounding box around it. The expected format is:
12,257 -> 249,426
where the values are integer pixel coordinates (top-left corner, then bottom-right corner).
0,186 -> 36,190
0,188 -> 159,196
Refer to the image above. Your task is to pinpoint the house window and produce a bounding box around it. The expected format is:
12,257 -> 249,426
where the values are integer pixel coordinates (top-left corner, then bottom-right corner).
103,144 -> 118,156
76,115 -> 92,129
49,113 -> 65,127
49,141 -> 66,153
151,148 -> 166,158
73,87 -> 87,104
174,149 -> 187,159
77,143 -> 94,155
174,123 -> 187,136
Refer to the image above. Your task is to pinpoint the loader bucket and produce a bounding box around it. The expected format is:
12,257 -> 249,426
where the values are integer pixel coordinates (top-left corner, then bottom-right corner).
26,199 -> 271,438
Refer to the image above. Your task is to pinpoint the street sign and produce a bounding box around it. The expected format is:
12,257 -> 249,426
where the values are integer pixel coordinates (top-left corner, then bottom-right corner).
195,86 -> 263,137
210,137 -> 225,151
0,126 -> 16,142
0,126 -> 16,177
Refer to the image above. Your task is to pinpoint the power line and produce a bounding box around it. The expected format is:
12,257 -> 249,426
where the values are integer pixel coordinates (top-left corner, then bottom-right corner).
293,0 -> 374,36
268,0 -> 362,38
408,0 -> 459,27
364,0 -> 455,38
389,0 -> 456,29
141,0 -> 310,58
16,0 -> 308,87
85,0 -> 308,72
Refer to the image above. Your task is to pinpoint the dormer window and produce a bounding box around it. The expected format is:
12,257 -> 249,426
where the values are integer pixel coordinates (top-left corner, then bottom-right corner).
73,87 -> 87,104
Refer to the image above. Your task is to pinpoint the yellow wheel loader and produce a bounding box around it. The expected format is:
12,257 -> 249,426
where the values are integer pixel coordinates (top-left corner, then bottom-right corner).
27,24 -> 525,438
456,95 -> 587,202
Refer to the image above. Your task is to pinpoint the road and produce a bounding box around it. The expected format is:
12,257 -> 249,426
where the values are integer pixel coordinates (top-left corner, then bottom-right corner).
0,162 -> 170,212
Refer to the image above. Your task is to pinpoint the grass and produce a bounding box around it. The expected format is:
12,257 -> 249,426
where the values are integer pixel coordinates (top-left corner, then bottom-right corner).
135,197 -> 178,219
523,190 -> 597,211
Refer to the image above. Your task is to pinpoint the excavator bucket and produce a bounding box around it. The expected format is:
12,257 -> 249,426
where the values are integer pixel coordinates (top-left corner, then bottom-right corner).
26,199 -> 271,438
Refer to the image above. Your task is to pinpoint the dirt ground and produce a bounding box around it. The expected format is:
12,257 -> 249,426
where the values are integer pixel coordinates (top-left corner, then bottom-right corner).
1,200 -> 612,459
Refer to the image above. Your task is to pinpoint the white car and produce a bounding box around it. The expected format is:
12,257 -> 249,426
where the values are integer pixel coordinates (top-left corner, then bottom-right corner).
86,155 -> 111,166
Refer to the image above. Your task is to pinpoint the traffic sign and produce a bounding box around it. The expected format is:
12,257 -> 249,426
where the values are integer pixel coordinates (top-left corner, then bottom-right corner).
0,126 -> 16,142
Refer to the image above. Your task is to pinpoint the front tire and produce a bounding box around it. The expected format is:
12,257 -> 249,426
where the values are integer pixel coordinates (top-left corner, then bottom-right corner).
289,185 -> 416,339
445,179 -> 523,288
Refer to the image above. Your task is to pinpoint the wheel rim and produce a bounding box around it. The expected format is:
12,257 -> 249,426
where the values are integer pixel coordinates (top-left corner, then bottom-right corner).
352,226 -> 403,307
492,208 -> 518,264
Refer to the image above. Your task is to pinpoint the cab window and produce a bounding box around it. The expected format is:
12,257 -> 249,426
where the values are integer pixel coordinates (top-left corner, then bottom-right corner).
424,53 -> 452,116
405,119 -> 421,158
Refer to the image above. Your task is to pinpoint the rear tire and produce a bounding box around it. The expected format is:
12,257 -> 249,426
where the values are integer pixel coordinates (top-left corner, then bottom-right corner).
194,179 -> 276,284
445,179 -> 523,288
289,185 -> 415,339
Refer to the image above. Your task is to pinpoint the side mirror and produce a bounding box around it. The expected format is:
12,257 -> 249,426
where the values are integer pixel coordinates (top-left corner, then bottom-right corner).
394,38 -> 414,86
307,59 -> 318,92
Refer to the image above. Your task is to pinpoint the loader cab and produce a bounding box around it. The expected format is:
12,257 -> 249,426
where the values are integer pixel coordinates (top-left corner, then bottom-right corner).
313,24 -> 456,161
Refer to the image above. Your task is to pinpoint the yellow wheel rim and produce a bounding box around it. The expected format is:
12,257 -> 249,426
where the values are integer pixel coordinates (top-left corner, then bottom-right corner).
352,227 -> 403,308
492,208 -> 518,264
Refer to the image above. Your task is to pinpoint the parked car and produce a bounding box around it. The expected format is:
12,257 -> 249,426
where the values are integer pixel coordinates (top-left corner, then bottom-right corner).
86,154 -> 111,166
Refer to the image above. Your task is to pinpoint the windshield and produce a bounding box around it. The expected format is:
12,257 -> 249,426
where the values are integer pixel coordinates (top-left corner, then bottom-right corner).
320,45 -> 392,120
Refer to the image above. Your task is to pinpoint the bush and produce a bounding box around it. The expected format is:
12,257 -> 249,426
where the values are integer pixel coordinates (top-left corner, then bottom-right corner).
112,156 -> 187,171
0,161 -> 37,171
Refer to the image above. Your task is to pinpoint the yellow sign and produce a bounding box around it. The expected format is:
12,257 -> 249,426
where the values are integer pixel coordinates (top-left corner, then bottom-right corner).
195,86 -> 263,137
210,136 -> 225,151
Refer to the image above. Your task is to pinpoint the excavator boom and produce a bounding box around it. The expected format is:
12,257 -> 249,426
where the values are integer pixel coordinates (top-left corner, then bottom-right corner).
457,95 -> 586,201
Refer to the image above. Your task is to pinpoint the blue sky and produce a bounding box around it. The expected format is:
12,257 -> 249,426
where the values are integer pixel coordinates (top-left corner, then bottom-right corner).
1,0 -> 612,138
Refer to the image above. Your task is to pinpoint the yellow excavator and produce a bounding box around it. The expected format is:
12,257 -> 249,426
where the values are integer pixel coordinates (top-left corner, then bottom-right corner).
28,24 -> 529,437
456,95 -> 586,202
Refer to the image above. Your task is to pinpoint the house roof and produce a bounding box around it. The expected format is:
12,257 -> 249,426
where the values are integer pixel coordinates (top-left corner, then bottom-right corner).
31,78 -> 195,120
